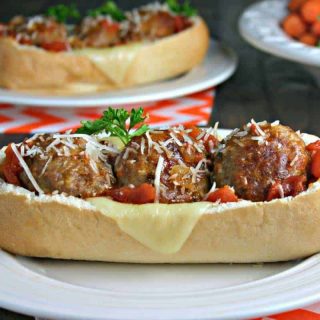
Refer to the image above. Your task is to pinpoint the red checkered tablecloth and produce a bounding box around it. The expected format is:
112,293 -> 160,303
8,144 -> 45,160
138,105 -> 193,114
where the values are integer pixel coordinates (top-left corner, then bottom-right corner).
1,88 -> 320,320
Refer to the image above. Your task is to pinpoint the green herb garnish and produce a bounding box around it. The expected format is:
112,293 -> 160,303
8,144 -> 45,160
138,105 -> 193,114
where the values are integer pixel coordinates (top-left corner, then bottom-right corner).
166,0 -> 197,17
46,4 -> 80,23
77,107 -> 149,145
87,1 -> 125,21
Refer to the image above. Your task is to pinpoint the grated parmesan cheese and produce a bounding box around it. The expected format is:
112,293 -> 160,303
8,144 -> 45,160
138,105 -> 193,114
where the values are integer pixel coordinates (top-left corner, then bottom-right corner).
234,131 -> 248,138
53,134 -> 119,154
141,137 -> 145,155
11,144 -> 44,194
208,140 -> 215,153
89,159 -> 99,174
182,133 -> 193,144
250,119 -> 266,136
169,132 -> 183,146
278,184 -> 285,198
251,136 -> 266,145
204,127 -> 214,141
153,142 -> 164,154
159,142 -> 172,157
204,182 -> 216,200
145,131 -> 153,152
290,153 -> 299,167
39,156 -> 52,177
224,128 -> 240,142
154,156 -> 164,203
196,130 -> 206,141
213,122 -> 219,137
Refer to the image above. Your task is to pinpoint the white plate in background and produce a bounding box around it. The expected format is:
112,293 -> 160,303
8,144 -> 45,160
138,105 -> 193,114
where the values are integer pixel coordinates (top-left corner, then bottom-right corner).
0,40 -> 237,108
239,0 -> 320,67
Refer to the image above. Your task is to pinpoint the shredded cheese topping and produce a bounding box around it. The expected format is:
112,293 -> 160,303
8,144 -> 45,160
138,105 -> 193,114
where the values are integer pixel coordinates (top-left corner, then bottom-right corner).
11,143 -> 44,194
250,119 -> 266,136
53,133 -> 119,154
204,182 -> 216,200
154,156 -> 164,203
278,184 -> 285,198
271,120 -> 280,127
169,132 -> 183,146
290,153 -> 299,167
39,156 -> 52,177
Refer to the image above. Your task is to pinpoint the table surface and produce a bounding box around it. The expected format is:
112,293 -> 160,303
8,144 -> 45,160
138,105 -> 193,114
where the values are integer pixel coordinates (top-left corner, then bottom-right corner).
2,0 -> 320,318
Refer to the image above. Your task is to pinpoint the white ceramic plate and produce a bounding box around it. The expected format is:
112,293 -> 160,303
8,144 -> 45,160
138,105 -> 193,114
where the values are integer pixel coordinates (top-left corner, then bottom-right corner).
0,40 -> 237,108
1,129 -> 320,320
2,250 -> 320,320
239,0 -> 320,67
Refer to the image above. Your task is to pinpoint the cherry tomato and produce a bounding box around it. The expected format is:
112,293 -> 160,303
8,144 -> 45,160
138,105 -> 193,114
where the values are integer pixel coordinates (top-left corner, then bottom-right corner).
207,186 -> 238,203
306,140 -> 320,151
100,20 -> 120,32
267,175 -> 306,201
41,41 -> 69,52
311,151 -> 320,178
184,124 -> 218,152
174,16 -> 186,32
2,144 -> 22,186
106,183 -> 156,204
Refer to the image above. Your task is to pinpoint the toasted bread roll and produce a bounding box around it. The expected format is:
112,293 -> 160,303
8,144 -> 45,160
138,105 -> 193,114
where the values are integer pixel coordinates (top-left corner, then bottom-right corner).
0,133 -> 319,264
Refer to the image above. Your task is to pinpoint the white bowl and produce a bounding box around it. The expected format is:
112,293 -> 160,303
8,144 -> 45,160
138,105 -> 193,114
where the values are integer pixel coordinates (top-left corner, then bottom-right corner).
239,0 -> 320,83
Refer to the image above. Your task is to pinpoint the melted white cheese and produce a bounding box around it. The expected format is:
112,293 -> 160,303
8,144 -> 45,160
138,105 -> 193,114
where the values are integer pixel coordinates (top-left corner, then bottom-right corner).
73,43 -> 143,85
88,133 -> 320,254
88,197 -> 212,254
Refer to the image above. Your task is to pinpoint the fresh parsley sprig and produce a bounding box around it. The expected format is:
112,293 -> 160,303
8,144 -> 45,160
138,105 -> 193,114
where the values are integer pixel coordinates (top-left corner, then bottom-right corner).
166,0 -> 197,17
77,107 -> 149,145
46,4 -> 80,23
87,1 -> 126,21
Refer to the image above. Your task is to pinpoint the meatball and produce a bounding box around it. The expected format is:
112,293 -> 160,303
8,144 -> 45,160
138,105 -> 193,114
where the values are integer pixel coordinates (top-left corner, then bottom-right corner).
72,17 -> 121,48
7,16 -> 68,48
115,127 -> 217,203
213,122 -> 310,202
127,10 -> 191,42
138,11 -> 177,39
19,134 -> 116,198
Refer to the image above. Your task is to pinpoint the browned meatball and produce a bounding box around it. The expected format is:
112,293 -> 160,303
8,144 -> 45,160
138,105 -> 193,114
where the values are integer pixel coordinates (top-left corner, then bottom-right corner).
19,134 -> 117,198
213,122 -> 310,202
126,10 -> 191,42
138,11 -> 176,39
6,16 -> 68,48
114,128 -> 214,203
72,17 -> 121,48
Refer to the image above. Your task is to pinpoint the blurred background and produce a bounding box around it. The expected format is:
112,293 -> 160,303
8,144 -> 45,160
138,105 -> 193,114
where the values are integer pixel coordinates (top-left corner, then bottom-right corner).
1,0 -> 319,135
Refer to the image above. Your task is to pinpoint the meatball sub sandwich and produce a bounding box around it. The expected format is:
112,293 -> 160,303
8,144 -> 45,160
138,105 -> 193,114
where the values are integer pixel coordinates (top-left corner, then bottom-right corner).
0,108 -> 320,263
0,1 -> 209,94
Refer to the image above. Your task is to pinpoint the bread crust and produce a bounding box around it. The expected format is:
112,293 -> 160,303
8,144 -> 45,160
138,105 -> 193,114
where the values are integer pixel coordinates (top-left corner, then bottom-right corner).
0,178 -> 320,263
0,18 -> 209,95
